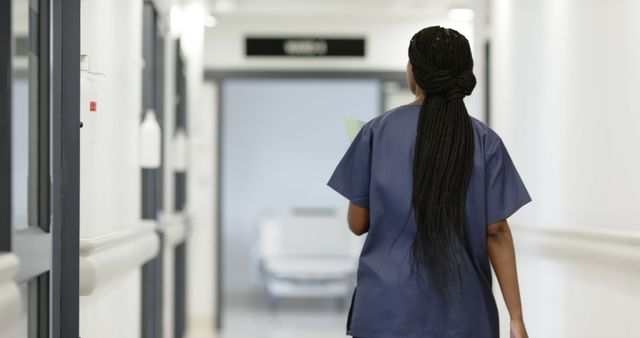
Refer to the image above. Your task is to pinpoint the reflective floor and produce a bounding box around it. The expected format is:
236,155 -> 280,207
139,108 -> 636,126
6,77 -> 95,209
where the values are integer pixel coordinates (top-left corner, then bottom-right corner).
188,298 -> 347,338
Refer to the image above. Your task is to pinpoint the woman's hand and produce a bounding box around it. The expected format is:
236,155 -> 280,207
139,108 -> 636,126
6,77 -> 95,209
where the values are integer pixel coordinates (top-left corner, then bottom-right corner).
510,319 -> 528,338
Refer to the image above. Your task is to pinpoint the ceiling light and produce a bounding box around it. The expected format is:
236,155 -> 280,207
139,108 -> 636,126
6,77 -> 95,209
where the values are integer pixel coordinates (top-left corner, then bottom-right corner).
448,8 -> 475,22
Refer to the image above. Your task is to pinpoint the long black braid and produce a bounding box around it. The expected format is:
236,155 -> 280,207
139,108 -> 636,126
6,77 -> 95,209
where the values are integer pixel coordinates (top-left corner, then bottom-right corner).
408,26 -> 476,295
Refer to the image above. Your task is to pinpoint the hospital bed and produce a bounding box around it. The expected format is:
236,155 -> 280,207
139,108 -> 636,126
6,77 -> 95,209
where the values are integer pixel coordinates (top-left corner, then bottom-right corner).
257,208 -> 363,308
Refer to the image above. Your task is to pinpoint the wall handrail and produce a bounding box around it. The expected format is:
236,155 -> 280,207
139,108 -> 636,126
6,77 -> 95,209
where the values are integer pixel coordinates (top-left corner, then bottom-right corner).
79,221 -> 160,296
160,212 -> 188,247
513,225 -> 640,247
79,221 -> 155,256
511,224 -> 640,270
0,252 -> 19,282
0,253 -> 21,338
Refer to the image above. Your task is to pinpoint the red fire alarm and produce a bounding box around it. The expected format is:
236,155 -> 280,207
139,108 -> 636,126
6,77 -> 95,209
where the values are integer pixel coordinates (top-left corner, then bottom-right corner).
89,101 -> 97,112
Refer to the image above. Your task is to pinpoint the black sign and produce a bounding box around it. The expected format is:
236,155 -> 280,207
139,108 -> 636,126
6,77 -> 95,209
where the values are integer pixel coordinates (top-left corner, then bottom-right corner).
246,37 -> 365,57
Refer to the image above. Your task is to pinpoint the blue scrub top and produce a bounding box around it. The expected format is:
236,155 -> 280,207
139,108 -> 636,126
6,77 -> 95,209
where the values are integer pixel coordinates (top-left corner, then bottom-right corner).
328,104 -> 531,338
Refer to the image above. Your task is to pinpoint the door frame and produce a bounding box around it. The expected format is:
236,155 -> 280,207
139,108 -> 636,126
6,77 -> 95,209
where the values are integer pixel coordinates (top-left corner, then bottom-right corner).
1,0 -> 81,337
51,0 -> 81,337
203,69 -> 406,330
0,0 -> 12,254
141,1 -> 167,337
173,40 -> 188,338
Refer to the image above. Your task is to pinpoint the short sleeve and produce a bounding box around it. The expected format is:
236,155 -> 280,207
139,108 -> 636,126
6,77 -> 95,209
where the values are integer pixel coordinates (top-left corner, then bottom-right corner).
327,124 -> 372,209
485,137 -> 532,225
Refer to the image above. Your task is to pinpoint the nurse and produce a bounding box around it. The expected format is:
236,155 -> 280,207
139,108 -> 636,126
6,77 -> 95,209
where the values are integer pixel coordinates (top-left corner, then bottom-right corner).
328,26 -> 531,338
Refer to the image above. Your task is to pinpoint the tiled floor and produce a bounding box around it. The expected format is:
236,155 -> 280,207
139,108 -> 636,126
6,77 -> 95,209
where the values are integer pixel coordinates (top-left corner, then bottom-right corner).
188,297 -> 348,338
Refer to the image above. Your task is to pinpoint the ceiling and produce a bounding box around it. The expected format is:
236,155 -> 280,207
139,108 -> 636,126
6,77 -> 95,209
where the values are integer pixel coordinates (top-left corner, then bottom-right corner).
207,0 -> 475,19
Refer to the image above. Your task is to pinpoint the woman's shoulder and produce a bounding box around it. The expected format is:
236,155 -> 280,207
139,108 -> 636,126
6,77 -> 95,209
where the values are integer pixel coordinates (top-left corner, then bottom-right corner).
469,116 -> 491,134
469,117 -> 505,156
365,104 -> 420,131
362,107 -> 503,151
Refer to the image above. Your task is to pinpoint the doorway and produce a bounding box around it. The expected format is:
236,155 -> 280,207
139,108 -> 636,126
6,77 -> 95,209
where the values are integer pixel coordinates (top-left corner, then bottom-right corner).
210,71 -> 407,334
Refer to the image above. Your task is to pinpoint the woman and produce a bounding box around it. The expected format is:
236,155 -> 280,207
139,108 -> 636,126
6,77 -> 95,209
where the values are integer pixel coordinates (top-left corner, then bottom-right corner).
328,26 -> 531,338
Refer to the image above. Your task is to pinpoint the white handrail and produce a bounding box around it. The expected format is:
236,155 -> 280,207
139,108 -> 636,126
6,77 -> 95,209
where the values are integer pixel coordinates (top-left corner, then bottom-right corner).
513,225 -> 640,246
511,224 -> 640,269
161,213 -> 188,247
79,221 -> 159,296
79,221 -> 156,256
0,254 -> 21,338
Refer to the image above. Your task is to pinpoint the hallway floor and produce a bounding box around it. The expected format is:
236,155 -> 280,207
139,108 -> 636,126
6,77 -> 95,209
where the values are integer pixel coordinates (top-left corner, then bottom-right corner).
187,297 -> 348,338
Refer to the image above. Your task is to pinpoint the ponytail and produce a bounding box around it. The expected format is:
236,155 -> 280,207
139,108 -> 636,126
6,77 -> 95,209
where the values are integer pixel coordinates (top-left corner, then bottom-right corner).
408,27 -> 476,294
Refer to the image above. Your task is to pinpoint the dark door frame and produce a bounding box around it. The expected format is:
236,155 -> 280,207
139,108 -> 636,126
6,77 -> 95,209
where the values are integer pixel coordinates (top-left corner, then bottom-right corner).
141,2 -> 166,338
204,69 -> 406,330
173,40 -> 188,338
0,0 -> 12,253
31,1 -> 53,336
51,0 -> 81,337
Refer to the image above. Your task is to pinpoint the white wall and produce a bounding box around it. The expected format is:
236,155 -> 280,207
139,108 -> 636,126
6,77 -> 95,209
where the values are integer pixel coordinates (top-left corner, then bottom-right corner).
491,1 -> 640,337
491,0 -> 640,231
203,16 -> 483,118
79,0 -> 143,239
204,16 -> 473,72
186,80 -> 217,327
80,0 -> 214,334
79,0 -> 144,336
205,16 -> 472,71
175,1 -> 220,330
161,6 -> 215,334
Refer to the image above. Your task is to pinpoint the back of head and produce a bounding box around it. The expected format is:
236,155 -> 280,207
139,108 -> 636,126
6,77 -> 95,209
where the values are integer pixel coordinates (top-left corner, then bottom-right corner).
408,26 -> 476,295
409,26 -> 476,100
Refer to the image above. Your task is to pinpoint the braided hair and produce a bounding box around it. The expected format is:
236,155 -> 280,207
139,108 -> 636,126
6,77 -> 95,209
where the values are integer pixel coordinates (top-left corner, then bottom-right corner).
408,26 -> 476,294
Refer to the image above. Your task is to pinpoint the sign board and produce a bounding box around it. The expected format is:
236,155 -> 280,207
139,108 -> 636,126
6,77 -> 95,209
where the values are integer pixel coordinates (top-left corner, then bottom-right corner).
246,37 -> 365,57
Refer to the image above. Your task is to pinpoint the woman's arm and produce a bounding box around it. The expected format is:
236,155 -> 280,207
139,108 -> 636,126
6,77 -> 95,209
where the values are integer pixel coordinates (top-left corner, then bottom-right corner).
487,219 -> 528,338
347,202 -> 369,236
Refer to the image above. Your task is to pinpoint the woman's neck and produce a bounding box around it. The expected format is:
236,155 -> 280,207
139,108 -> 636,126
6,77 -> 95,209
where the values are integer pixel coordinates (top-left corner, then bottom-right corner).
409,87 -> 426,106
410,95 -> 425,106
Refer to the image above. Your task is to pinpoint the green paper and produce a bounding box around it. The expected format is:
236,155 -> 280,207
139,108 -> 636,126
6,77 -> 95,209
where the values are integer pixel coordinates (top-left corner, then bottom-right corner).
343,115 -> 366,142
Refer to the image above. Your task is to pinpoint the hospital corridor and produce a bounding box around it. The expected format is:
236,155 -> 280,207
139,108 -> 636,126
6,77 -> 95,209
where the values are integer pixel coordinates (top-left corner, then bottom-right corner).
0,0 -> 639,338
